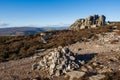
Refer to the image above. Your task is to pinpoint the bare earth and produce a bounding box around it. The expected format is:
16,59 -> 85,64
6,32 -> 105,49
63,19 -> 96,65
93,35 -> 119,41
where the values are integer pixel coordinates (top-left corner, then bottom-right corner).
0,31 -> 120,80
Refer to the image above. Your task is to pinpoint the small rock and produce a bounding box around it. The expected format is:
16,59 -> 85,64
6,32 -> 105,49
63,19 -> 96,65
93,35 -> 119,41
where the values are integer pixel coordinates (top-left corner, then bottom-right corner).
93,62 -> 98,66
70,56 -> 75,60
113,26 -> 118,29
50,64 -> 55,69
87,66 -> 93,70
62,48 -> 69,53
50,69 -> 54,75
55,70 -> 60,76
98,68 -> 113,74
32,63 -> 39,70
81,67 -> 87,72
32,77 -> 41,80
27,71 -> 31,74
66,71 -> 85,80
77,48 -> 82,51
79,60 -> 85,65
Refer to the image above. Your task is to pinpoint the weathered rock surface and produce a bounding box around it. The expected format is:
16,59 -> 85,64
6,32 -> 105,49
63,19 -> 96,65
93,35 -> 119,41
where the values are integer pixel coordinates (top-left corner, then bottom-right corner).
66,71 -> 85,80
69,15 -> 106,30
32,46 -> 82,76
89,74 -> 105,80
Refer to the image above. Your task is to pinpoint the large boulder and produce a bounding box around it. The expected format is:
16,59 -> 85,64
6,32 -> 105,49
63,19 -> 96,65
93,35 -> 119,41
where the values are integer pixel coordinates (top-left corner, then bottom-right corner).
69,15 -> 106,30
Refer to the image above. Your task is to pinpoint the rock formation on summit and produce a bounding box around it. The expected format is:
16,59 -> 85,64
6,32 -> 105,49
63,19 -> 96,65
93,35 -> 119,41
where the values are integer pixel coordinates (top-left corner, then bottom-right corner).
69,15 -> 106,30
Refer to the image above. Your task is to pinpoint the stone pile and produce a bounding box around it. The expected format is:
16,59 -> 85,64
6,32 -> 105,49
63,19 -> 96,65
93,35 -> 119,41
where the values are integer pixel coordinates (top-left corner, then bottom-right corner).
69,15 -> 106,30
32,46 -> 81,76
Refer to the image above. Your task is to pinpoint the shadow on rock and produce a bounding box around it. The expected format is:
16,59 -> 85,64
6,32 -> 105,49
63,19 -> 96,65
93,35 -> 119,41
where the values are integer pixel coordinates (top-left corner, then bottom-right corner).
75,53 -> 97,64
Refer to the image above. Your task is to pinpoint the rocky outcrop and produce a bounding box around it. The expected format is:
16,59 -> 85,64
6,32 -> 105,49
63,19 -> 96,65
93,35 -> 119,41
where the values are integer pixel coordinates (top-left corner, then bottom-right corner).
69,15 -> 106,30
32,46 -> 82,76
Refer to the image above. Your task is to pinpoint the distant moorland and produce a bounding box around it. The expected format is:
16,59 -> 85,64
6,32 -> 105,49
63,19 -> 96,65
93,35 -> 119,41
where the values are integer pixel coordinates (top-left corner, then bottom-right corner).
0,26 -> 68,36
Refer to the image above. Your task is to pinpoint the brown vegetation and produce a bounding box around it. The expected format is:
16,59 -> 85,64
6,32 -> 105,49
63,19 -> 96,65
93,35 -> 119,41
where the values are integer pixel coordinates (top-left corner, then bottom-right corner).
80,71 -> 120,80
116,30 -> 120,35
0,25 -> 120,62
102,71 -> 120,80
110,40 -> 119,44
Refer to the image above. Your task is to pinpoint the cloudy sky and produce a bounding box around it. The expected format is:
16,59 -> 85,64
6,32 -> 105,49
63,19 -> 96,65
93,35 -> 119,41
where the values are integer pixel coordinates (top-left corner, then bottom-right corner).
0,0 -> 120,27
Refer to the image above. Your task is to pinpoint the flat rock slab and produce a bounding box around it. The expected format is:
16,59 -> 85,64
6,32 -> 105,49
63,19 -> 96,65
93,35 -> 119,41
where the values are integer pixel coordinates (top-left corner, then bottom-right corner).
89,74 -> 105,80
66,71 -> 85,80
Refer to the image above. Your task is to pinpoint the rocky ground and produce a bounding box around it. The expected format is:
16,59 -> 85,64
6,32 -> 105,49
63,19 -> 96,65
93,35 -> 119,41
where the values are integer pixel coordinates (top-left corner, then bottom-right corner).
0,30 -> 120,80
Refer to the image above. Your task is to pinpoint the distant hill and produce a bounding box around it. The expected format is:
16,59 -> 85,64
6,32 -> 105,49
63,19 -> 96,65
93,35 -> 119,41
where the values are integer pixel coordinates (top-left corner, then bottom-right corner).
0,26 -> 68,36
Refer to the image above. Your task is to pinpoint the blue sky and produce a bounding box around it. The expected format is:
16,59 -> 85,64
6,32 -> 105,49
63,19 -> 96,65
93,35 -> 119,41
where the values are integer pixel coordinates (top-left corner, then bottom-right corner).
0,0 -> 120,27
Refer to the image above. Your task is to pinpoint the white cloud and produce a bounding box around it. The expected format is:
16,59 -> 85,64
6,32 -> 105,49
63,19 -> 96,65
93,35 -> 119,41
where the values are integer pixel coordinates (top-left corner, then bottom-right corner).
0,21 -> 9,27
42,23 -> 70,27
